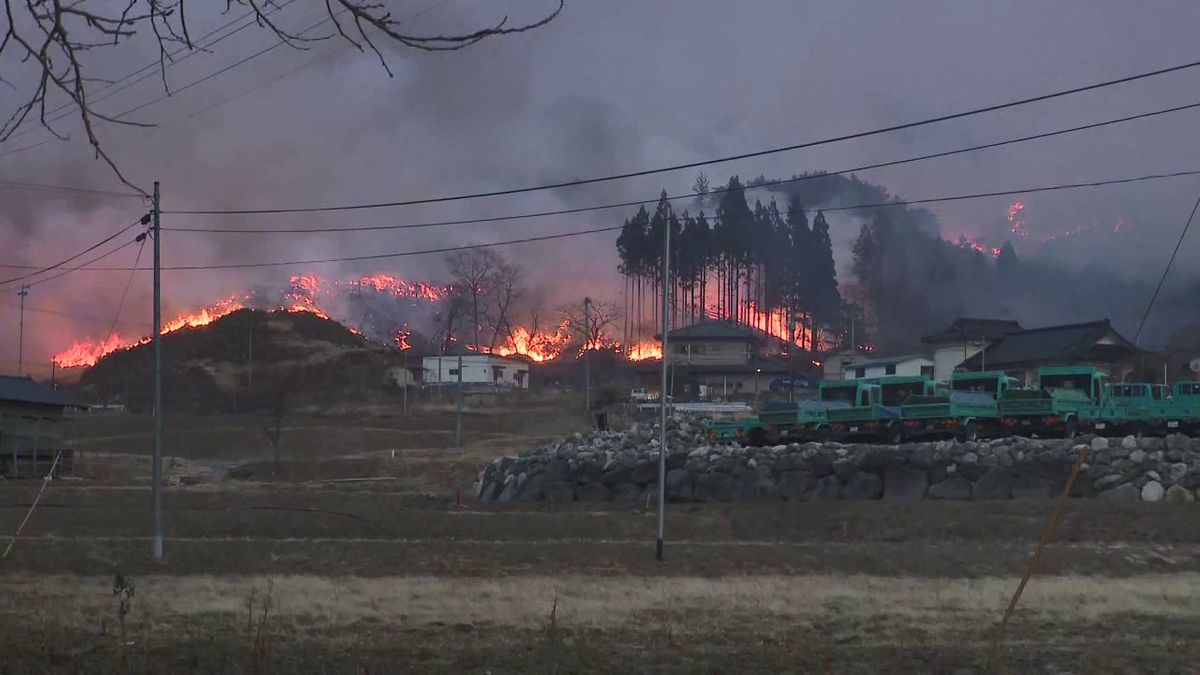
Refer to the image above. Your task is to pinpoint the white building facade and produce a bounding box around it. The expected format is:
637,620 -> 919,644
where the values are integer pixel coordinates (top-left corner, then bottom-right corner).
841,354 -> 934,380
422,354 -> 530,388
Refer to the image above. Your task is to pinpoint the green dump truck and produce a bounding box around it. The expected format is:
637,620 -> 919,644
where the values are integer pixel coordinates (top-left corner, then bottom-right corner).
997,366 -> 1105,438
823,376 -> 935,443
754,380 -> 875,443
1087,382 -> 1200,437
900,371 -> 1018,441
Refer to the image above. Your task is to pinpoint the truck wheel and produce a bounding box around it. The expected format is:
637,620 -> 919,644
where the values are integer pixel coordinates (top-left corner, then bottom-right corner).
815,427 -> 832,444
1063,418 -> 1078,440
1128,422 -> 1145,439
887,425 -> 904,445
959,421 -> 979,443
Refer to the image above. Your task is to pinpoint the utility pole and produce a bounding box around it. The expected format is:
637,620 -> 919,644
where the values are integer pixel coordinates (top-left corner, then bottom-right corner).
151,181 -> 164,561
584,297 -> 592,417
787,314 -> 796,403
656,209 -> 670,562
247,322 -> 254,389
455,335 -> 464,448
402,348 -> 409,415
16,284 -> 28,376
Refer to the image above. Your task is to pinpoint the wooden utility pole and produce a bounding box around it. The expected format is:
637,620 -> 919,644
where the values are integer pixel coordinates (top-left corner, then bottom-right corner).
16,284 -> 28,376
151,181 -> 164,561
656,210 -> 670,562
584,297 -> 592,416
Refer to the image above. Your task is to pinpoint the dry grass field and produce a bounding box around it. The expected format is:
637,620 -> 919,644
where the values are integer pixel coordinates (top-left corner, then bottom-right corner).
3,398 -> 1199,672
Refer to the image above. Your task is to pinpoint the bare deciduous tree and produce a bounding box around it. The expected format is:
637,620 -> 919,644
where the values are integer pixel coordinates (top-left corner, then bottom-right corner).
486,260 -> 523,351
0,0 -> 563,190
444,246 -> 502,350
559,298 -> 619,349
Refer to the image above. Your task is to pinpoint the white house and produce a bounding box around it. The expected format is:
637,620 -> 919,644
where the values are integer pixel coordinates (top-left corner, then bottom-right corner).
841,354 -> 934,380
422,354 -> 530,389
920,317 -> 1024,382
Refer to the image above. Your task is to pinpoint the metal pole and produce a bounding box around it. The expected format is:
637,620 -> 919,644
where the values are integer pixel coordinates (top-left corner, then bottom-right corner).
247,322 -> 254,389
152,181 -> 164,561
456,340 -> 464,448
584,297 -> 592,416
787,315 -> 796,403
402,348 -> 409,415
656,209 -> 670,562
17,284 -> 28,376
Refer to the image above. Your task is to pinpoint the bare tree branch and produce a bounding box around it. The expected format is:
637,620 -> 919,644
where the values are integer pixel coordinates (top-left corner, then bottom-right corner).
0,0 -> 563,191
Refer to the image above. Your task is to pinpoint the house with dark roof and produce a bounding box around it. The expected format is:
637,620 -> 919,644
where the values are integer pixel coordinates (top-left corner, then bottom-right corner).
0,375 -> 80,478
957,319 -> 1139,386
637,319 -> 789,400
921,317 -> 1024,382
841,353 -> 934,380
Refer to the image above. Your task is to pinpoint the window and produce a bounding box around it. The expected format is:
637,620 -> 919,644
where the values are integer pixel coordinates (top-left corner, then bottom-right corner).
675,344 -> 689,354
885,364 -> 897,375
854,367 -> 866,378
448,368 -> 459,376
920,365 -> 934,378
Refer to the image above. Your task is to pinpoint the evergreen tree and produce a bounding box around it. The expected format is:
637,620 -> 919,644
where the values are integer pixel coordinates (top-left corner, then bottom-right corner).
809,210 -> 842,348
714,176 -> 754,321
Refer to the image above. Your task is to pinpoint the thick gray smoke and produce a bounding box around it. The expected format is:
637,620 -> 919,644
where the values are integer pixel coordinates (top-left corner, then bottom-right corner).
3,1 -> 1200,373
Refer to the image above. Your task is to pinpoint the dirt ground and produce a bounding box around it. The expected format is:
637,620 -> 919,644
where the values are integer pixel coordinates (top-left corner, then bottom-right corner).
3,401 -> 1199,672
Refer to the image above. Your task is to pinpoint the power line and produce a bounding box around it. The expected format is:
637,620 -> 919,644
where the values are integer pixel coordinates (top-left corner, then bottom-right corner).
166,102 -> 1200,235
0,216 -> 147,287
0,302 -> 145,328
0,3 -> 292,153
103,235 -> 150,343
25,240 -> 142,288
0,179 -> 143,199
19,168 -> 1200,278
163,57 -> 1200,215
1133,191 -> 1200,345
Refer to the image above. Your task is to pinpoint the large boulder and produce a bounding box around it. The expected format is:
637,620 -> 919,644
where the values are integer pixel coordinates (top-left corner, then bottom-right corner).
1141,480 -> 1165,502
1098,483 -> 1140,502
883,465 -> 928,502
665,468 -> 694,501
1165,484 -> 1195,504
928,477 -> 973,500
842,472 -> 884,500
973,468 -> 1014,500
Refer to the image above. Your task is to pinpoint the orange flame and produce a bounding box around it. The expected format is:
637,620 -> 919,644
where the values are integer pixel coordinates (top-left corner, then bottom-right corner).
491,322 -> 574,362
625,340 -> 662,361
394,328 -> 412,350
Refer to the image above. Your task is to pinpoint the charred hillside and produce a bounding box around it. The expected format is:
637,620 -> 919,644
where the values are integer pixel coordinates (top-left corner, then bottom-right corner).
80,309 -> 407,413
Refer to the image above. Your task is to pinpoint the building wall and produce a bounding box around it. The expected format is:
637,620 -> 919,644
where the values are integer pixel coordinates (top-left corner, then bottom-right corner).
0,402 -> 65,478
842,358 -> 934,380
933,342 -> 986,382
668,339 -> 753,366
422,356 -> 529,388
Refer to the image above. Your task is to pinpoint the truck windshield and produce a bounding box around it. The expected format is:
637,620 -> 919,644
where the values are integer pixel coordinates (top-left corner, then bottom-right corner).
952,378 -> 999,394
821,387 -> 858,403
1040,374 -> 1092,392
880,383 -> 922,406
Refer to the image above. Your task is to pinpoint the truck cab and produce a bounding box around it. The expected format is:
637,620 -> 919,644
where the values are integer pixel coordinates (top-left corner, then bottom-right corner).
900,371 -> 1017,441
824,380 -> 908,443
1095,382 -> 1199,436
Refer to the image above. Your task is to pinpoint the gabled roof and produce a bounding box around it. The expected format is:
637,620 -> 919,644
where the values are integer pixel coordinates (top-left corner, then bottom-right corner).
0,375 -> 80,407
666,319 -> 765,342
845,353 -> 933,369
959,319 -> 1137,369
922,317 -> 1024,344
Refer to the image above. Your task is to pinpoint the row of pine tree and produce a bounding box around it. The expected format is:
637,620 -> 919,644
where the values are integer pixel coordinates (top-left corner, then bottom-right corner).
615,176 -> 842,351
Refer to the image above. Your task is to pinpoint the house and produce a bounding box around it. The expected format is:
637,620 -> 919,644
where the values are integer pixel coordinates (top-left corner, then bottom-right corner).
640,319 -> 789,400
957,319 -> 1139,386
921,317 -> 1024,382
0,375 -> 81,478
841,354 -> 934,380
422,354 -> 530,389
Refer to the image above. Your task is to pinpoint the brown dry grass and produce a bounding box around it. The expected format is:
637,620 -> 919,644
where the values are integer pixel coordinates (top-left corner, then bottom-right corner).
8,573 -> 1198,632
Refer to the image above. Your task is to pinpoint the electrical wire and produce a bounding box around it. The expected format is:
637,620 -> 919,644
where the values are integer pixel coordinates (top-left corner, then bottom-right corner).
1133,191 -> 1200,345
102,235 -> 149,342
11,168 -> 1198,279
167,102 -> 1200,234
0,216 -> 147,287
0,179 -> 143,199
163,56 -> 1200,215
24,240 -> 141,288
1,302 -> 145,328
0,2 -> 296,152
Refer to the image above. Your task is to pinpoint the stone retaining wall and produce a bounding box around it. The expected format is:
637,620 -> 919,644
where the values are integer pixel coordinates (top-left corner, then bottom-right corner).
476,417 -> 1200,504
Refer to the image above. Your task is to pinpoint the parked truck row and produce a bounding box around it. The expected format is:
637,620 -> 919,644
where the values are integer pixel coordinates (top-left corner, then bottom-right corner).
705,366 -> 1200,445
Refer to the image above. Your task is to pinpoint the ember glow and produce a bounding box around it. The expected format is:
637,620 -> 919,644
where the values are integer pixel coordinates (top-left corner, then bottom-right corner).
1008,200 -> 1028,236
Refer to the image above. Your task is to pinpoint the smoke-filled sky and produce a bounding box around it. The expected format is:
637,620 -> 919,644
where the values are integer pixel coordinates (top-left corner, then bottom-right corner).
3,0 -> 1200,372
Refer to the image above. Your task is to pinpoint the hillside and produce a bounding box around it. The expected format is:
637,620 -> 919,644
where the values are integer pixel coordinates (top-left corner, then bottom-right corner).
79,309 -> 408,413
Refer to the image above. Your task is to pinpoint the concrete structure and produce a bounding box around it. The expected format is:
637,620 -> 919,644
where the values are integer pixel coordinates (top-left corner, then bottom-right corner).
958,319 -> 1139,386
841,354 -> 934,380
921,317 -> 1024,382
0,375 -> 80,478
422,354 -> 530,388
